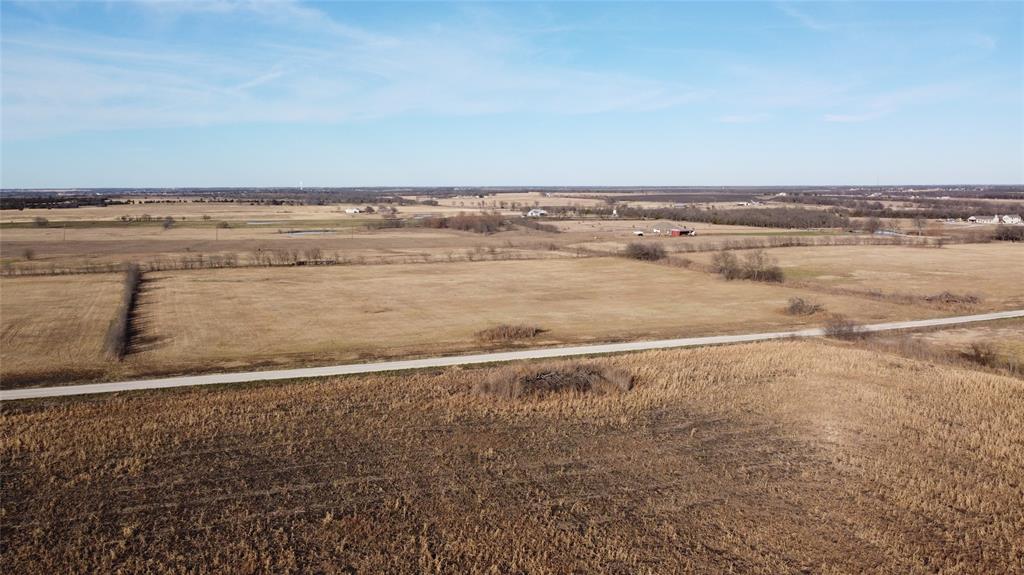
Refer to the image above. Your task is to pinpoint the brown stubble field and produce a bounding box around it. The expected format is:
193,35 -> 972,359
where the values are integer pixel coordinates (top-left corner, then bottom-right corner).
1,257 -> 928,385
2,340 -> 1021,573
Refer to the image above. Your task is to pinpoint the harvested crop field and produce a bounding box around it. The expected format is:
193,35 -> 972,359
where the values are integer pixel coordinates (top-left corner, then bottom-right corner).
0,274 -> 124,385
121,257 -> 922,378
2,340 -> 1021,573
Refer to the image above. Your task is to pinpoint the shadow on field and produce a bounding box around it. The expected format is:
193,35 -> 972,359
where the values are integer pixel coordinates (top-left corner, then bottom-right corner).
127,276 -> 169,355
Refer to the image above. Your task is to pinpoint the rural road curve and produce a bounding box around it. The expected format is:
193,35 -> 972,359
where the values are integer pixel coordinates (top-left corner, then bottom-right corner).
3,309 -> 1023,401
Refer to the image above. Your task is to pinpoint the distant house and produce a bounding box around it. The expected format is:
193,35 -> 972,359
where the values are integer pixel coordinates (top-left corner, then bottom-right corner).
1003,214 -> 1022,225
344,208 -> 361,214
632,230 -> 645,237
526,208 -> 548,217
670,228 -> 696,237
967,216 -> 978,223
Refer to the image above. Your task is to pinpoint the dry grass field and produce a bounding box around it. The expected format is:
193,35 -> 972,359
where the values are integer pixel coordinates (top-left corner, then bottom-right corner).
115,257 -> 923,379
4,214 -> 805,275
687,243 -> 1024,309
0,256 -> 929,385
0,274 -> 124,386
0,199 -> 481,225
2,340 -> 1021,573
0,225 -> 573,271
551,218 -> 806,235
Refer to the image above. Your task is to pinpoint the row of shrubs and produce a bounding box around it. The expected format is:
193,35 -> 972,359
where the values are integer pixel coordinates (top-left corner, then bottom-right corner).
104,264 -> 141,360
0,245 -> 575,277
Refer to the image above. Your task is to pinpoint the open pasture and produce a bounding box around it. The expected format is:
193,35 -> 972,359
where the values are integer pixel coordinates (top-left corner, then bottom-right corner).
2,340 -> 1020,573
687,244 -> 1024,309
0,198 -> 482,225
0,273 -> 124,385
0,216 -> 815,273
115,257 -> 926,379
0,224 -> 572,271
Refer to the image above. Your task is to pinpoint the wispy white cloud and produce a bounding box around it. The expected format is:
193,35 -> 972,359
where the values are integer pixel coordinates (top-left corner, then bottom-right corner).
776,2 -> 829,32
823,82 -> 964,123
1,0 -> 703,139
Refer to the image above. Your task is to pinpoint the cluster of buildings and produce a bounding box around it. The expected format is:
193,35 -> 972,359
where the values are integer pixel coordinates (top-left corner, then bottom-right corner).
632,227 -> 696,237
966,214 -> 1022,225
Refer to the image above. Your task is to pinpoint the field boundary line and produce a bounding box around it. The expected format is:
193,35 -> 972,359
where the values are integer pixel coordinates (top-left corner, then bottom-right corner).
3,309 -> 1022,401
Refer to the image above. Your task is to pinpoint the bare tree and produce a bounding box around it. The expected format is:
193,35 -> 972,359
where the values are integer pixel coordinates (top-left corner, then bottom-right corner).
863,216 -> 882,234
912,217 -> 926,236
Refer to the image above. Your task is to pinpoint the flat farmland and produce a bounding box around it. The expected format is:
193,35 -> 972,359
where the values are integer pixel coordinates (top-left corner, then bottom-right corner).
0,274 -> 123,385
688,244 -> 1024,309
0,225 -> 572,270
120,257 -> 924,378
0,218 -> 820,276
3,341 -> 1020,572
0,200 -> 481,225
552,218 -> 802,235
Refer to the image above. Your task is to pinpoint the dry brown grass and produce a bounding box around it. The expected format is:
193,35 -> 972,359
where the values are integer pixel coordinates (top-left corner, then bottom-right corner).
0,257 -> 929,385
687,243 -> 1024,309
1,340 -> 1021,572
0,274 -> 123,385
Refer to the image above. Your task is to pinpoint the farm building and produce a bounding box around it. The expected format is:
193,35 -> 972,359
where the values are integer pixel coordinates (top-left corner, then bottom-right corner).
526,208 -> 548,217
344,208 -> 361,214
670,228 -> 696,237
969,214 -> 1023,225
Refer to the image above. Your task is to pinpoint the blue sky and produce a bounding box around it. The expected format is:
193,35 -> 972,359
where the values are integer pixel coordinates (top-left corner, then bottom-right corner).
1,1 -> 1021,187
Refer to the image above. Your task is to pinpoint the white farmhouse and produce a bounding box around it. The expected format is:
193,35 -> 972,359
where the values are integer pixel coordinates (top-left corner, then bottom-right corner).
526,208 -> 548,217
344,208 -> 361,214
1002,214 -> 1022,225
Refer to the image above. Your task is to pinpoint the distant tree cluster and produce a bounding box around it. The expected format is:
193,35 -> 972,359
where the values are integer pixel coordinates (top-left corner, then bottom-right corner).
616,206 -> 849,229
419,213 -> 512,234
778,194 -> 1022,220
993,225 -> 1024,242
0,196 -> 128,210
